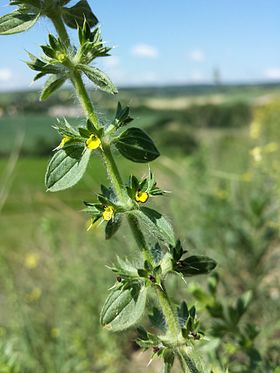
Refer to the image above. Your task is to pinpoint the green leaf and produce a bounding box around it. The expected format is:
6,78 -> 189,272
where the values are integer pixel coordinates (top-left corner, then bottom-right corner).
105,214 -> 122,240
208,272 -> 219,295
40,75 -> 66,101
177,350 -> 201,373
113,102 -> 133,129
149,307 -> 166,331
45,145 -> 91,192
177,301 -> 189,327
100,284 -> 147,331
62,0 -> 98,29
236,290 -> 252,319
132,207 -> 175,246
0,10 -> 39,35
78,64 -> 117,94
176,256 -> 217,277
115,128 -> 160,163
162,351 -> 175,373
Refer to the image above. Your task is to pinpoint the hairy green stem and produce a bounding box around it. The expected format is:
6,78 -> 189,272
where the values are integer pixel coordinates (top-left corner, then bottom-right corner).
50,15 -> 70,47
51,15 -> 183,367
156,284 -> 182,338
51,15 -> 100,128
177,350 -> 189,373
100,143 -> 127,202
177,348 -> 200,373
70,70 -> 100,129
127,214 -> 153,262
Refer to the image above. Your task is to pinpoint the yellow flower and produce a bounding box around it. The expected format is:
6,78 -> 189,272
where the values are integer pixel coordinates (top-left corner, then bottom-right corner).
240,172 -> 253,183
56,52 -> 66,62
86,134 -> 101,150
25,287 -> 42,302
102,206 -> 114,221
59,135 -> 72,148
25,254 -> 39,269
263,142 -> 278,153
135,190 -> 149,203
249,120 -> 262,139
214,189 -> 227,200
250,146 -> 262,162
51,328 -> 60,338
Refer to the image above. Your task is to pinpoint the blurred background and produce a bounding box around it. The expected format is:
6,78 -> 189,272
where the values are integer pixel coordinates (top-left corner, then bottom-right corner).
0,1 -> 279,372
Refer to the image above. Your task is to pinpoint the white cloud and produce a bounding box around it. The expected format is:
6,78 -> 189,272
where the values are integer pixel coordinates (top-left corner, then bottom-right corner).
103,56 -> 120,69
131,44 -> 159,58
190,71 -> 205,82
189,49 -> 205,62
0,68 -> 12,82
264,68 -> 280,80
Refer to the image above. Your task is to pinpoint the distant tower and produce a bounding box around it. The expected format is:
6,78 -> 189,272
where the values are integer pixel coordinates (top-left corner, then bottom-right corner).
213,66 -> 222,86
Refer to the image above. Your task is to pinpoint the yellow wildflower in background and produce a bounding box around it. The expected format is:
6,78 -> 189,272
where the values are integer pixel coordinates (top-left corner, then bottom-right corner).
102,206 -> 114,221
250,146 -> 262,162
214,189 -> 228,200
263,142 -> 278,153
25,287 -> 42,303
250,120 -> 262,139
135,190 -> 149,203
86,134 -> 101,150
25,254 -> 39,269
51,328 -> 60,338
240,172 -> 253,183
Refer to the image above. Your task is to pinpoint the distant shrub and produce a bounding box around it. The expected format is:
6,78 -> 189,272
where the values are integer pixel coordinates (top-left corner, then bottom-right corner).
183,102 -> 252,129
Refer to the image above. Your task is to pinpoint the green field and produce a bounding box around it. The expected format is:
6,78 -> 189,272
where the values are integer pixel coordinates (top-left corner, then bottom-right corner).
0,86 -> 280,372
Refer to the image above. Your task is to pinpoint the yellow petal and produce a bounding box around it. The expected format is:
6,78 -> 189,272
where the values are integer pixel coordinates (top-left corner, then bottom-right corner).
250,147 -> 262,162
264,142 -> 278,153
135,190 -> 149,203
25,254 -> 39,269
51,328 -> 60,338
86,134 -> 101,150
56,52 -> 66,62
102,206 -> 114,221
59,135 -> 72,148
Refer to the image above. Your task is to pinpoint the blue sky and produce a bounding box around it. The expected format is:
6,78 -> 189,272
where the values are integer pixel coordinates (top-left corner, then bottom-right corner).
1,0 -> 280,90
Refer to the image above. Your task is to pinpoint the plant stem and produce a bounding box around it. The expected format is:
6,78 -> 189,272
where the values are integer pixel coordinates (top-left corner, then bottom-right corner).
156,284 -> 182,338
177,348 -> 201,373
51,15 -> 100,129
127,214 -> 153,262
51,15 -> 70,47
100,143 -> 127,202
177,350 -> 190,373
51,16 -> 183,368
71,70 -> 100,129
